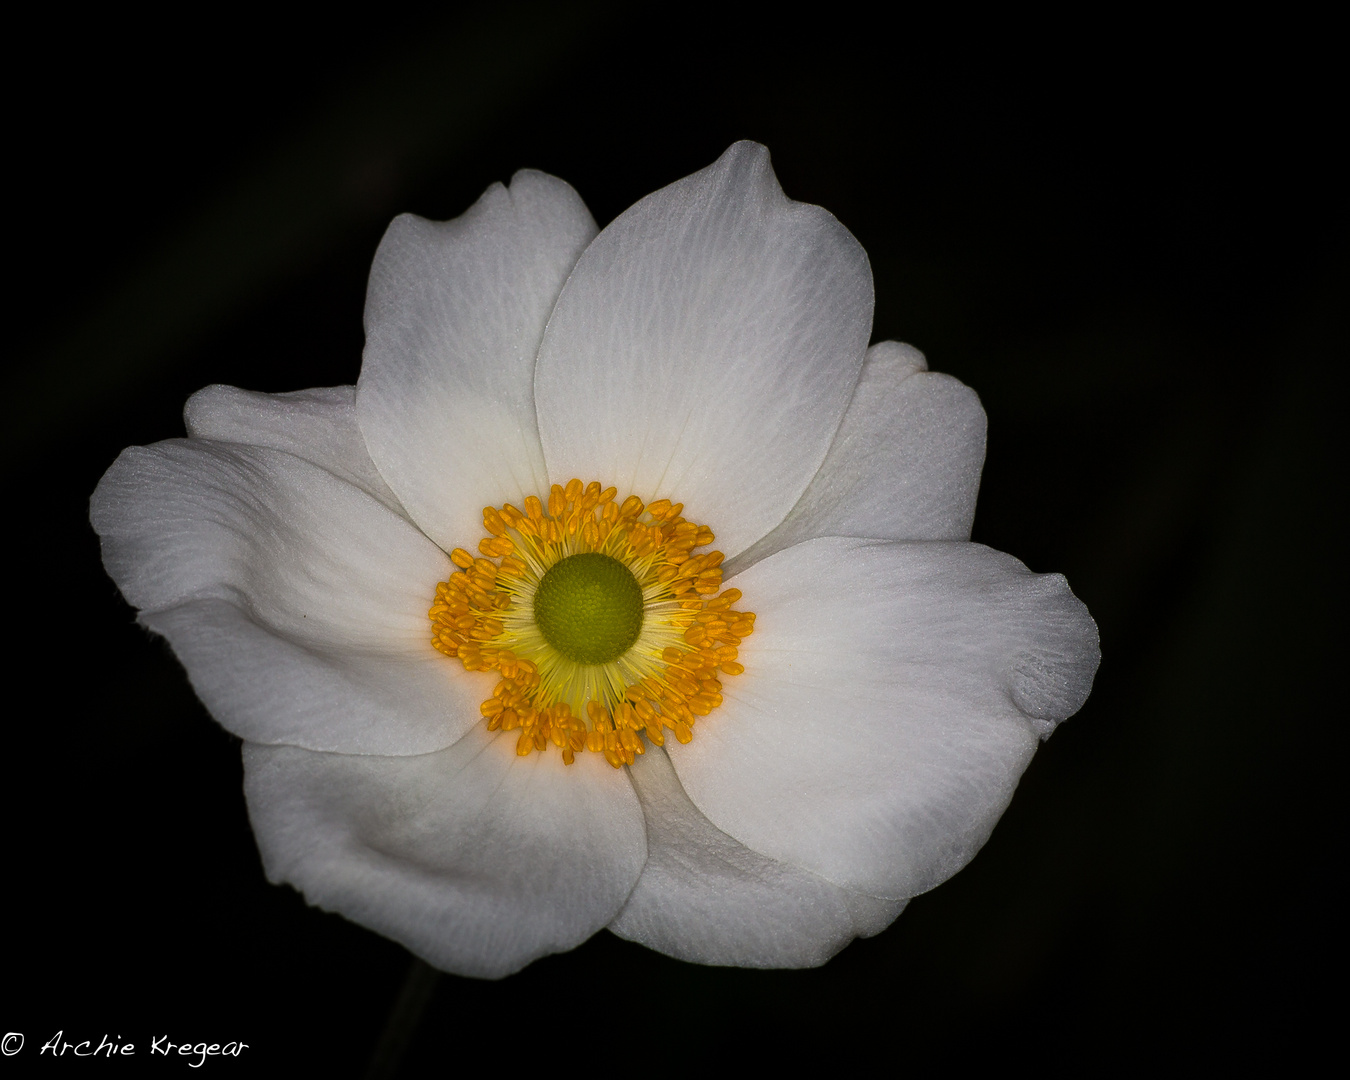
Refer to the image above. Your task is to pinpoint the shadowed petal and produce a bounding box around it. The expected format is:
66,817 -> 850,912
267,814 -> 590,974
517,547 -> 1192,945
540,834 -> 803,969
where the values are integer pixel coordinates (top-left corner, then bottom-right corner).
726,341 -> 987,575
668,537 -> 1100,899
610,746 -> 904,967
92,439 -> 477,755
243,728 -> 647,979
184,383 -> 407,519
358,170 -> 597,552
535,141 -> 873,558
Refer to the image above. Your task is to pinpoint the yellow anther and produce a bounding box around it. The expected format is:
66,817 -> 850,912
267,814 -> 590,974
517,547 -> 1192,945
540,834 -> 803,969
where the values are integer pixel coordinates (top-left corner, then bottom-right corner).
428,479 -> 754,768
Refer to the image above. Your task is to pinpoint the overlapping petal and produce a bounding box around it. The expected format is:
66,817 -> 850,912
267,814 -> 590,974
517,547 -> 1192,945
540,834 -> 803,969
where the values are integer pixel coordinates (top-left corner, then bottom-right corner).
610,746 -> 904,967
243,727 -> 647,979
726,341 -> 987,575
91,440 -> 477,755
667,537 -> 1099,899
184,384 -> 407,518
535,141 -> 874,559
359,170 -> 597,553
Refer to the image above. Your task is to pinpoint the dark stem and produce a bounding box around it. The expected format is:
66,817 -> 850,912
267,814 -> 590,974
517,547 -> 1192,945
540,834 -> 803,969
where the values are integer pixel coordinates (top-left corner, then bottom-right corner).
362,955 -> 442,1080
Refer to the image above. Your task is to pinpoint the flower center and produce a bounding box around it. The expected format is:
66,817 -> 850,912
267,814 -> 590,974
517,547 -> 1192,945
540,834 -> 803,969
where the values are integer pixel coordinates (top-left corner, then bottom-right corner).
427,479 -> 754,768
533,553 -> 644,664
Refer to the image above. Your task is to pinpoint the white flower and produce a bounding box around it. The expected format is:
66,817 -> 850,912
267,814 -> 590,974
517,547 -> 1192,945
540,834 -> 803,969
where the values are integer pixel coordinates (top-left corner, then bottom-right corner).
90,142 -> 1099,978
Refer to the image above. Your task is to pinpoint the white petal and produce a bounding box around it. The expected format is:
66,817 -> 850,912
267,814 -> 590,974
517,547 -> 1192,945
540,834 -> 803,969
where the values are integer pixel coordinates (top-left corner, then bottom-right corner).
535,141 -> 873,558
357,170 -> 597,552
726,341 -> 986,575
610,746 -> 905,967
667,538 -> 1100,898
91,439 -> 479,755
184,383 -> 407,518
243,728 -> 647,979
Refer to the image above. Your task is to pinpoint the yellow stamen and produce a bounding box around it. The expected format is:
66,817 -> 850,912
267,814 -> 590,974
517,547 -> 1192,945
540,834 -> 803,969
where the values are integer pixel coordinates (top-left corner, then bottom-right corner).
428,479 -> 754,769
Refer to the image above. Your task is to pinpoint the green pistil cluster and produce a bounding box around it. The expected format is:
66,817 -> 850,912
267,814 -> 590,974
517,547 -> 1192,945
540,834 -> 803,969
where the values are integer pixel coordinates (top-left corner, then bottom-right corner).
533,553 -> 644,664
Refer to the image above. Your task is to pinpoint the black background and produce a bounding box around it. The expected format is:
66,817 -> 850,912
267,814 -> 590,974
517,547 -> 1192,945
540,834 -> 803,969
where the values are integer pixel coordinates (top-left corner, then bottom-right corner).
4,4 -> 1341,1071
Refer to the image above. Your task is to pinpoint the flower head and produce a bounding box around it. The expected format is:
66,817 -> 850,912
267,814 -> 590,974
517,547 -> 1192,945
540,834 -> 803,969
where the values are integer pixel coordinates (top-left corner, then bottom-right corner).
91,142 -> 1100,976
